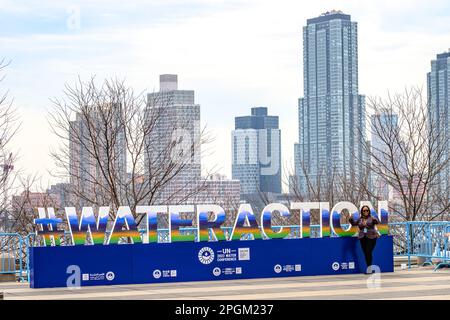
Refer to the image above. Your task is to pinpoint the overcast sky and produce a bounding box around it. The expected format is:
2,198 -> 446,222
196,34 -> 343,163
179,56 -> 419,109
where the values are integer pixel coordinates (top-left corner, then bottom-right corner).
1,0 -> 449,190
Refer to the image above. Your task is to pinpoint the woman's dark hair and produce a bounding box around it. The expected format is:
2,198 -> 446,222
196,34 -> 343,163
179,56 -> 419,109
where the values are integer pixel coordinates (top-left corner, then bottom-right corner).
360,205 -> 371,216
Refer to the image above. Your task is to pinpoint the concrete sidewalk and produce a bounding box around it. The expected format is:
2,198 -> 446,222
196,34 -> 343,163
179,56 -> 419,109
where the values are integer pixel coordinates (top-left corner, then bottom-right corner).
1,267 -> 449,300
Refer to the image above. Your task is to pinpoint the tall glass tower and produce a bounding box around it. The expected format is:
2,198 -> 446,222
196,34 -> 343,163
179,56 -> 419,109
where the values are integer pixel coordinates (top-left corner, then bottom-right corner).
232,107 -> 281,199
369,113 -> 402,200
427,51 -> 450,197
293,10 -> 367,194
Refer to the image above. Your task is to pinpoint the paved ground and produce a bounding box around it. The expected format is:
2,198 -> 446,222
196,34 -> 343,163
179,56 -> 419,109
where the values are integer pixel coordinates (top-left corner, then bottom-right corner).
1,267 -> 450,300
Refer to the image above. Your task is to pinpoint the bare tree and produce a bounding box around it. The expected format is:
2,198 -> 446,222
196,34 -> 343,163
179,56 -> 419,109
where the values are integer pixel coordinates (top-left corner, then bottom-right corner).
286,156 -> 375,229
0,59 -> 20,232
9,175 -> 61,237
363,87 -> 450,221
49,77 -> 213,224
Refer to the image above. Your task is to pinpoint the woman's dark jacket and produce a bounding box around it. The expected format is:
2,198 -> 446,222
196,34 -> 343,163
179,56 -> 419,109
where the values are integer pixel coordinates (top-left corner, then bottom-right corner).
349,215 -> 380,239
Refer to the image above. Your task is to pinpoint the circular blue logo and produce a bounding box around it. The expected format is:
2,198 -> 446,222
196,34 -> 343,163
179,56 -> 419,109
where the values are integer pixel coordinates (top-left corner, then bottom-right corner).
198,247 -> 215,264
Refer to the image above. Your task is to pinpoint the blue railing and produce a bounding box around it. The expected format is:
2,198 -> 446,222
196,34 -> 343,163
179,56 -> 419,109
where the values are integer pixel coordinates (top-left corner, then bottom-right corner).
389,221 -> 450,270
0,233 -> 25,282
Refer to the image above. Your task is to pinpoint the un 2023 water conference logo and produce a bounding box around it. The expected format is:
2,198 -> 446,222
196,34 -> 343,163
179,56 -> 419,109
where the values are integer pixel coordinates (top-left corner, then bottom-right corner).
198,247 -> 215,264
198,247 -> 214,264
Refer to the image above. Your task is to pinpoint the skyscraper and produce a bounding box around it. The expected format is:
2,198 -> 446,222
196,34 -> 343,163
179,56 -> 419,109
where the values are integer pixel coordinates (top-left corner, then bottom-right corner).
145,75 -> 240,207
69,107 -> 127,206
232,107 -> 281,201
293,10 -> 367,195
370,113 -> 400,200
145,74 -> 201,204
427,51 -> 450,197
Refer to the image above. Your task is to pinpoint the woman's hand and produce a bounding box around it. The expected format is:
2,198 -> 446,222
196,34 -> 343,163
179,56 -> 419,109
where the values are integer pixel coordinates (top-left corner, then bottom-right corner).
347,212 -> 355,225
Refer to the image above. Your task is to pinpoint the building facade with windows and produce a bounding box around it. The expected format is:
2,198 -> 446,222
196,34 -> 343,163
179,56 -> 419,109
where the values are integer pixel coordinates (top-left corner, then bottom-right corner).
146,75 -> 240,207
232,107 -> 281,203
69,106 -> 127,206
427,51 -> 450,198
292,10 -> 367,196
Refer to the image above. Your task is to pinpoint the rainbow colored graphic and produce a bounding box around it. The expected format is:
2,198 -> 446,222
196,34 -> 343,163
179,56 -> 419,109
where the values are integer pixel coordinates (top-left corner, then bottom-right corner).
197,205 -> 227,242
147,211 -> 158,243
359,201 -> 389,235
34,217 -> 62,246
107,206 -> 142,244
331,207 -> 359,237
230,204 -> 262,241
66,207 -> 109,245
301,210 -> 311,238
376,208 -> 389,235
136,206 -> 166,243
33,201 -> 390,246
170,211 -> 196,242
261,204 -> 291,239
320,205 -> 331,238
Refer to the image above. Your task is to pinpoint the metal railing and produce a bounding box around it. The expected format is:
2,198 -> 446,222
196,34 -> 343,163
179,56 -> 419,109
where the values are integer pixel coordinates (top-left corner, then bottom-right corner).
0,233 -> 26,282
389,221 -> 450,270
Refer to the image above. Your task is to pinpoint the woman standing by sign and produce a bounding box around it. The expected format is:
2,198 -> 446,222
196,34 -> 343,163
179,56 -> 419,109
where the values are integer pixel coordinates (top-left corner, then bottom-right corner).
349,205 -> 380,274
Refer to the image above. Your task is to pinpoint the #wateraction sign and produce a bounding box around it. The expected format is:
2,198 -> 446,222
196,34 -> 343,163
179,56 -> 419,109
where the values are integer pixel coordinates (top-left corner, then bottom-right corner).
33,201 -> 389,245
29,201 -> 393,288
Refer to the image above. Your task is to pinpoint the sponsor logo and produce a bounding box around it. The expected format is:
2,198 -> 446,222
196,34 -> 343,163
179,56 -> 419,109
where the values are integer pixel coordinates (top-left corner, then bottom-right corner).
238,248 -> 250,261
213,267 -> 242,276
273,264 -> 302,274
153,269 -> 177,279
81,273 -> 108,281
106,271 -> 115,281
198,247 -> 215,265
217,248 -> 237,262
153,269 -> 162,279
213,267 -> 221,277
332,262 -> 340,271
223,268 -> 236,275
274,264 -> 282,274
332,261 -> 355,271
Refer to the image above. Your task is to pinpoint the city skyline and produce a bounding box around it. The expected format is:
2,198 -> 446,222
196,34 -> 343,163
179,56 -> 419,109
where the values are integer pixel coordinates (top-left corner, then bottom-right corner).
1,0 -> 450,191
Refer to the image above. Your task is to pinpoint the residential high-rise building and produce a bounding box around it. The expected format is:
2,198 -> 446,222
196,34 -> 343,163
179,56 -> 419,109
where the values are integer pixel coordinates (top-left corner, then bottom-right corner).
370,113 -> 404,200
145,74 -> 201,204
146,75 -> 240,207
427,51 -> 450,198
47,182 -> 71,208
292,10 -> 367,195
232,107 -> 281,202
69,107 -> 127,206
195,174 -> 241,211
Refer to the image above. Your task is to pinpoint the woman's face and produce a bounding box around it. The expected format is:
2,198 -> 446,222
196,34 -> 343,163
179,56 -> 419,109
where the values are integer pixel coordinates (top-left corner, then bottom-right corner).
361,207 -> 370,218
